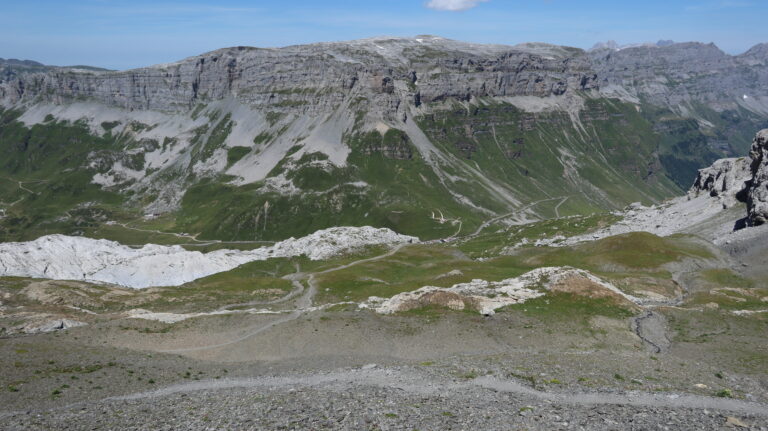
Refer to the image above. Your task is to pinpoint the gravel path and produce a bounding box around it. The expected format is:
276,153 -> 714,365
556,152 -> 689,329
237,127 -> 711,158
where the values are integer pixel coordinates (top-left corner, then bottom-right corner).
2,366 -> 765,430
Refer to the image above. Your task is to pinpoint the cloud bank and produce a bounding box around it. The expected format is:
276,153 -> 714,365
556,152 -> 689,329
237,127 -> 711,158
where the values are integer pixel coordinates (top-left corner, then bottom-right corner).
426,0 -> 489,12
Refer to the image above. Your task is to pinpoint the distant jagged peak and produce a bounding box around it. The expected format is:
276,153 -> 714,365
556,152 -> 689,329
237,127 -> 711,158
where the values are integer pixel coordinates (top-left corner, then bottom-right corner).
740,43 -> 768,61
0,58 -> 46,68
0,57 -> 111,73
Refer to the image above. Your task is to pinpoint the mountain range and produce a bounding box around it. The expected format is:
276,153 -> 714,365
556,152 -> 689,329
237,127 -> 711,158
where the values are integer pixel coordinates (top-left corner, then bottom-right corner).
1,35 -> 767,242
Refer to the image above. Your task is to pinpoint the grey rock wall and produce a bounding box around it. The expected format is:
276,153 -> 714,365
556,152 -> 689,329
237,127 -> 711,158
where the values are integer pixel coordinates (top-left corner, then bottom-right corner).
690,157 -> 751,207
747,129 -> 768,225
0,38 -> 598,123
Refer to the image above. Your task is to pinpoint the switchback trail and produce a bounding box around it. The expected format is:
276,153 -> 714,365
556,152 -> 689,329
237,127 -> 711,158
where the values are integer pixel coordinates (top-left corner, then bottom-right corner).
467,196 -> 569,238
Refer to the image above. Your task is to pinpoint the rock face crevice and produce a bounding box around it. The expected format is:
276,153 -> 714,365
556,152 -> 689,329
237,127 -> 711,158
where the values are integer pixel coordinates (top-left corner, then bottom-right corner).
747,129 -> 768,226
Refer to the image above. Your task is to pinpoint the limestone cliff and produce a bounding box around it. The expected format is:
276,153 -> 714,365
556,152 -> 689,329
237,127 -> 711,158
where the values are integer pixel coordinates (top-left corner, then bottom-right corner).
690,157 -> 751,208
747,130 -> 768,225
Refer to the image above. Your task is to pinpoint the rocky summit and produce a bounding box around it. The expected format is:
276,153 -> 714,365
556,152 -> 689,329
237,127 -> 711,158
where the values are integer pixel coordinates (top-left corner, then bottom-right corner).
2,34 -> 768,431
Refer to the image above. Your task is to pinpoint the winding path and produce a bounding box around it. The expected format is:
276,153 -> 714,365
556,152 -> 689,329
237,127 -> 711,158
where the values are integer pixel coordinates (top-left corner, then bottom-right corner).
160,244 -> 409,353
111,369 -> 768,416
3,367 -> 763,421
467,195 -> 569,238
0,176 -> 48,207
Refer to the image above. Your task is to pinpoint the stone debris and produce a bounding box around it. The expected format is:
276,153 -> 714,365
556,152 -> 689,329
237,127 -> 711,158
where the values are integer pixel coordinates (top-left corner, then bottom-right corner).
0,226 -> 418,289
726,416 -> 750,428
11,316 -> 87,335
363,267 -> 642,316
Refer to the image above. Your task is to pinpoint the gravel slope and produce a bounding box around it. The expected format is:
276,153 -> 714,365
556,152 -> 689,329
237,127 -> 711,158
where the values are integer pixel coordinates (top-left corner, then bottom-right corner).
2,366 -> 765,430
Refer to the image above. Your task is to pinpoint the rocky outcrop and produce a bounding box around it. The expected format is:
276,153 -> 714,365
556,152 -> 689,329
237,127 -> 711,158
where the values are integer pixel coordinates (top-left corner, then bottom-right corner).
689,157 -> 751,207
747,129 -> 768,226
363,267 -> 641,316
685,129 -> 768,227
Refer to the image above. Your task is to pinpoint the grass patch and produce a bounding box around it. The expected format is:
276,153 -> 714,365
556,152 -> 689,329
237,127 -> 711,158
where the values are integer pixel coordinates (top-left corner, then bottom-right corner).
226,146 -> 251,167
503,293 -> 634,321
715,389 -> 733,398
701,269 -> 754,289
522,232 -> 712,271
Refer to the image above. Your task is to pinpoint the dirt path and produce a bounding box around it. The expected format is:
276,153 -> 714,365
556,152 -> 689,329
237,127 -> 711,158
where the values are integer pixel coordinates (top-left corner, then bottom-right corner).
554,196 -> 569,218
161,244 -> 409,353
0,176 -> 48,207
467,196 -> 568,238
6,365 -> 765,422
111,222 -> 273,246
91,368 -> 767,417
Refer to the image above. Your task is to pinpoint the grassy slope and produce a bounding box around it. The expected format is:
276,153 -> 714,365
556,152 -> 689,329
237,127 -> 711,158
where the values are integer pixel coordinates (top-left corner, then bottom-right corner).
0,95 -> 740,243
313,231 -> 714,305
0,109 -> 126,241
417,98 -> 687,216
173,98 -> 715,242
174,129 -> 485,241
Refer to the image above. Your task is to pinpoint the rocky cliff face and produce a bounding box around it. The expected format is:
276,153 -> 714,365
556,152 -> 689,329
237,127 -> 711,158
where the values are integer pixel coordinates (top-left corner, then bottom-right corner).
590,42 -> 768,114
693,128 -> 768,227
0,37 -> 597,124
690,157 -> 751,208
747,129 -> 768,225
4,37 -> 767,119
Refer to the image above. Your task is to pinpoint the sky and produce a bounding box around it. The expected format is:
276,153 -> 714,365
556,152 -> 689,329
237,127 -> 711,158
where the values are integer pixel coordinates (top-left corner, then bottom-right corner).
1,0 -> 766,70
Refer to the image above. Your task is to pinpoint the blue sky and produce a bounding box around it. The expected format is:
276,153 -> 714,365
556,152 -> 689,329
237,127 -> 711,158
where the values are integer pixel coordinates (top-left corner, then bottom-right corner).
1,0 -> 766,70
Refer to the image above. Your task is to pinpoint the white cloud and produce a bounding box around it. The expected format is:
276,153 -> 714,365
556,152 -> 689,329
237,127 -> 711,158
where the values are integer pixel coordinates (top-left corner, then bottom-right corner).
426,0 -> 489,12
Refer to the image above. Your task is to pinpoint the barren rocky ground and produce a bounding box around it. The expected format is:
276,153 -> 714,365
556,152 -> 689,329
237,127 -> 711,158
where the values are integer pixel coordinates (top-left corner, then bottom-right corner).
2,293 -> 767,430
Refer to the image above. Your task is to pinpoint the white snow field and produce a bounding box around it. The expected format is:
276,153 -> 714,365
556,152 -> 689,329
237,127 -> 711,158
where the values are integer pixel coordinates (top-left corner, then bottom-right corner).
0,227 -> 418,289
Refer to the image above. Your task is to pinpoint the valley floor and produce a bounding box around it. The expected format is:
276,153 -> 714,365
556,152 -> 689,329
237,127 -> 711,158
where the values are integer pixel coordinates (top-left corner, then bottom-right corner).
1,196 -> 767,430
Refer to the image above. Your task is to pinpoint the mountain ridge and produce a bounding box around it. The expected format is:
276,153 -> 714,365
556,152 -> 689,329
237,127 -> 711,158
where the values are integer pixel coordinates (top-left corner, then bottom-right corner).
0,36 -> 767,243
